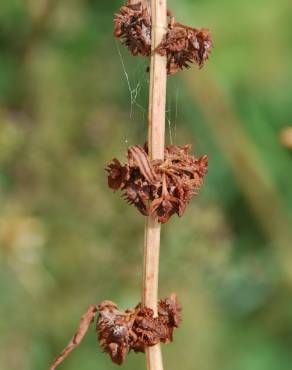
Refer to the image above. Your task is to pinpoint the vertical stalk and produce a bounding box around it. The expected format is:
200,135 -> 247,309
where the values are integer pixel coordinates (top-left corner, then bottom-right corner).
142,1 -> 167,370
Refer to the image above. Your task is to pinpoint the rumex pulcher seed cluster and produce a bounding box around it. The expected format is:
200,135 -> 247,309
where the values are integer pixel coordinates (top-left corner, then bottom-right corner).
114,0 -> 213,74
97,294 -> 181,365
157,23 -> 212,75
114,1 -> 151,57
106,144 -> 208,223
49,295 -> 181,369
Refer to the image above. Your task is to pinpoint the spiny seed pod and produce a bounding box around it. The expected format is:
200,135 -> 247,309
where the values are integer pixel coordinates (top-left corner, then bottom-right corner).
106,144 -> 208,223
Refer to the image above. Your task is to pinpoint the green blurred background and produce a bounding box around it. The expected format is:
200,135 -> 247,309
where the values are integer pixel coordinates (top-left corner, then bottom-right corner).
1,0 -> 292,369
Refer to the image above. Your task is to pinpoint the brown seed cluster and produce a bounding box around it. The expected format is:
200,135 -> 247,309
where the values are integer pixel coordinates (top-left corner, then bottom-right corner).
157,23 -> 212,75
114,0 -> 151,57
97,294 -> 181,365
49,295 -> 181,370
113,1 -> 213,74
106,144 -> 208,223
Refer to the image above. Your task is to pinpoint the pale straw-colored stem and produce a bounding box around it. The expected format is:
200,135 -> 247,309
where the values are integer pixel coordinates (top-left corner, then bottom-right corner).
142,0 -> 167,370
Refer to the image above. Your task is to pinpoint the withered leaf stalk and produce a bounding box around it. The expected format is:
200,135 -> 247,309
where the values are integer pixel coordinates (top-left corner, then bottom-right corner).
49,1 -> 212,369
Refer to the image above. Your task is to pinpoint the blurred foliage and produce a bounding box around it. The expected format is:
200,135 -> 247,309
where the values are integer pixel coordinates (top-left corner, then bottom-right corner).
1,0 -> 292,369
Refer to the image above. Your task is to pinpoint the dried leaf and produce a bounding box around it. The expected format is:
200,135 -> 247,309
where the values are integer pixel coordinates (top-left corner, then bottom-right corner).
128,145 -> 158,183
49,305 -> 98,370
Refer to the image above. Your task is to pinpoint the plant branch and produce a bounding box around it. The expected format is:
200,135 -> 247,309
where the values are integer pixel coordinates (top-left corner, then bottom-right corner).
142,0 -> 167,369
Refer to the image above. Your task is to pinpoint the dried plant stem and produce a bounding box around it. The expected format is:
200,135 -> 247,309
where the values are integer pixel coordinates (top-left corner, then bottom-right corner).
142,0 -> 167,370
143,217 -> 164,370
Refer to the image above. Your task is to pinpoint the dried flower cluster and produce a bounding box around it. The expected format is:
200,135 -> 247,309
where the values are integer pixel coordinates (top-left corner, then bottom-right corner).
157,23 -> 212,75
106,144 -> 208,223
49,295 -> 181,369
114,1 -> 213,74
97,294 -> 181,365
114,0 -> 151,57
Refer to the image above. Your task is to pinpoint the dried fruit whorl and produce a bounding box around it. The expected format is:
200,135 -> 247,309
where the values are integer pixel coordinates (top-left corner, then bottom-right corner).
106,144 -> 208,223
114,1 -> 213,75
157,24 -> 213,75
114,0 -> 151,57
96,294 -> 181,364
